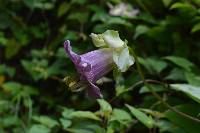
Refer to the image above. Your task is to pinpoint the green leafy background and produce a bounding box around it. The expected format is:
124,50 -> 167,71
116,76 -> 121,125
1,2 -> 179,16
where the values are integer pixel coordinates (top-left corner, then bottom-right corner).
0,0 -> 200,133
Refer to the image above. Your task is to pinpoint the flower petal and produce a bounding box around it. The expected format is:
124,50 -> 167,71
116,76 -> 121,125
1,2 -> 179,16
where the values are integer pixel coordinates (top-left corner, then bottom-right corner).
64,40 -> 81,64
87,81 -> 103,99
80,48 -> 114,82
103,30 -> 124,48
90,33 -> 106,47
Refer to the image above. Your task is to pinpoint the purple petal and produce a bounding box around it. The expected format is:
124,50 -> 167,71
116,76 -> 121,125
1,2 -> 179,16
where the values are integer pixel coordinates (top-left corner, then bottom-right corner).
64,40 -> 81,64
87,81 -> 103,99
80,48 -> 114,82
64,40 -> 115,99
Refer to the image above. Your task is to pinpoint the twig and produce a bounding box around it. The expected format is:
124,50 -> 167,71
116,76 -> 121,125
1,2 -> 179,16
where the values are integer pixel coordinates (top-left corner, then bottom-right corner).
131,48 -> 200,123
109,79 -> 166,103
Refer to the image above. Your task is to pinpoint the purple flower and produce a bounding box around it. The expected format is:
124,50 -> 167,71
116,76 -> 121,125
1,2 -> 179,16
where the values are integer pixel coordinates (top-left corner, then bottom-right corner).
64,40 -> 114,98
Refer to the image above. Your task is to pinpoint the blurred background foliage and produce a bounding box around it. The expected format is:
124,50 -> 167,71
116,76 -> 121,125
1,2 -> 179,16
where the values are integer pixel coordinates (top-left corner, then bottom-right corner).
0,0 -> 200,133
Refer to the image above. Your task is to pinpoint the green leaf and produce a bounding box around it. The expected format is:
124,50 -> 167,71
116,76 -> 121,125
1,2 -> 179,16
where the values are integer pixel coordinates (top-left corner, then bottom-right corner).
68,12 -> 89,23
62,108 -> 74,119
67,121 -> 104,133
0,64 -> 15,77
113,45 -> 135,72
1,82 -> 22,94
21,59 -> 48,81
2,116 -> 21,127
23,0 -> 35,9
139,57 -> 167,74
170,2 -> 194,10
170,84 -> 200,103
91,11 -> 110,22
134,25 -> 149,39
57,2 -> 70,17
32,116 -> 59,128
165,104 -> 200,133
155,120 -> 186,133
47,60 -> 62,76
191,23 -> 200,33
165,68 -> 186,81
164,56 -> 194,72
162,0 -> 172,7
106,17 -> 132,27
71,0 -> 87,5
97,99 -> 112,114
29,124 -> 50,133
140,84 -> 167,94
5,39 -> 21,59
102,30 -> 124,48
125,104 -> 154,128
60,118 -> 72,129
0,13 -> 11,29
115,85 -> 130,96
185,72 -> 200,87
69,111 -> 101,121
110,109 -> 132,125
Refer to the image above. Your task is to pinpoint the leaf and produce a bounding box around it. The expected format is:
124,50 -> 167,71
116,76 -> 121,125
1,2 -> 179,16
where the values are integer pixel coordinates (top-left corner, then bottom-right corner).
125,104 -> 154,128
164,56 -> 194,72
139,57 -> 167,74
62,108 -> 74,119
0,64 -> 15,77
162,0 -> 172,7
165,68 -> 186,81
134,25 -> 149,39
60,118 -> 72,129
68,12 -> 89,23
91,11 -> 110,22
29,124 -> 50,133
2,116 -> 21,127
140,84 -> 167,94
97,99 -> 112,114
67,121 -> 104,133
113,45 -> 135,72
170,84 -> 200,103
57,2 -> 70,17
115,85 -> 130,96
170,2 -> 194,10
23,0 -> 35,9
5,39 -> 21,59
106,17 -> 132,27
155,120 -> 186,133
69,111 -> 101,121
32,116 -> 59,128
0,13 -> 11,29
165,104 -> 200,133
110,109 -> 132,125
47,60 -> 62,76
21,59 -> 48,81
1,82 -> 22,94
191,23 -> 200,33
0,75 -> 5,86
185,72 -> 200,87
71,0 -> 87,5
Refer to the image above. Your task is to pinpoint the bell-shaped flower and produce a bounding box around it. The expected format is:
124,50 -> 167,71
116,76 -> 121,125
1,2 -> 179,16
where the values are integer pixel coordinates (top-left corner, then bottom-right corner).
64,40 -> 114,98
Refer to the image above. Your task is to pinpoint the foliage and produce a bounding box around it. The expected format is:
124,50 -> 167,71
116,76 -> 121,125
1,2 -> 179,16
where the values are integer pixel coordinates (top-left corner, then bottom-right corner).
0,0 -> 200,133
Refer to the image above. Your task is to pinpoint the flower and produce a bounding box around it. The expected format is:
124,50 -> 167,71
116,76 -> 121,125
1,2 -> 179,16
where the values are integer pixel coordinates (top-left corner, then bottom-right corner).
90,30 -> 135,72
64,40 -> 114,98
109,3 -> 139,18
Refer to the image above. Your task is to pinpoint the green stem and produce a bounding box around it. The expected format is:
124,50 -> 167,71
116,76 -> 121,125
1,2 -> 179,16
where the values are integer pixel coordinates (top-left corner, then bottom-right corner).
131,48 -> 200,123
